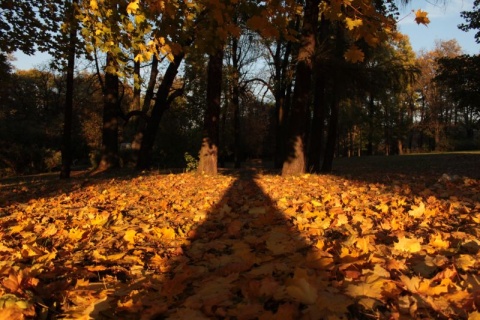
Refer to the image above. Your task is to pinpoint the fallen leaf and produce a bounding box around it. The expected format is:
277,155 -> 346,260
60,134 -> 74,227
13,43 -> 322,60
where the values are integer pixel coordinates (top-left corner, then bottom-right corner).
394,236 -> 422,253
124,229 -> 137,244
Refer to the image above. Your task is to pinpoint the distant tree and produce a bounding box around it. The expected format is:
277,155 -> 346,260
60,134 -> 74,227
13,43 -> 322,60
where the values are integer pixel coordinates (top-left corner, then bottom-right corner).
0,53 -> 13,113
1,0 -> 82,178
414,40 -> 463,151
435,54 -> 480,142
459,0 -> 480,43
0,0 -> 60,54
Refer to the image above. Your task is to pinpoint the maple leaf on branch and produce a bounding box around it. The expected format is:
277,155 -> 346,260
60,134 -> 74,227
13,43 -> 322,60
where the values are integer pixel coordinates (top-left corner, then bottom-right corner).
344,45 -> 365,63
415,9 -> 430,26
345,17 -> 363,31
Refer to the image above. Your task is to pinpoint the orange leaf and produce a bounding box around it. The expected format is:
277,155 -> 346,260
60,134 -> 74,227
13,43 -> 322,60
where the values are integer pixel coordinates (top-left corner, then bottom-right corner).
344,45 -> 364,63
415,9 -> 430,26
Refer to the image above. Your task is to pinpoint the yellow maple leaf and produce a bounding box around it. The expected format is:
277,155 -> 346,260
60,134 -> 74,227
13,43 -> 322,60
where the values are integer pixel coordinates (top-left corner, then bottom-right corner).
37,250 -> 57,263
429,233 -> 449,249
161,227 -> 176,240
394,236 -> 422,253
345,17 -> 363,30
92,250 -> 107,262
311,199 -> 322,207
408,201 -> 425,218
344,45 -> 364,63
124,230 -> 137,244
42,224 -> 57,237
346,279 -> 386,300
126,0 -> 140,14
90,0 -> 98,10
415,9 -> 430,26
90,211 -> 110,226
355,236 -> 375,254
68,228 -> 85,241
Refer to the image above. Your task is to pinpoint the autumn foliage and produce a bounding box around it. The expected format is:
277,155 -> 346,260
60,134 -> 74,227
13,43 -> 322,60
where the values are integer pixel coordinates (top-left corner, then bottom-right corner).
1,156 -> 480,319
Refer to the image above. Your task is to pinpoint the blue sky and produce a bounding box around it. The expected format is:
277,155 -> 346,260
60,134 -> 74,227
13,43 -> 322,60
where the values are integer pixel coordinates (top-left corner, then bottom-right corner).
398,0 -> 479,54
11,0 -> 480,70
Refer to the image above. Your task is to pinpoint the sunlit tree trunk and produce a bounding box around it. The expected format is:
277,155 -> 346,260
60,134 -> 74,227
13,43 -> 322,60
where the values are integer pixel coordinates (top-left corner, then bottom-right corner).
198,48 -> 224,175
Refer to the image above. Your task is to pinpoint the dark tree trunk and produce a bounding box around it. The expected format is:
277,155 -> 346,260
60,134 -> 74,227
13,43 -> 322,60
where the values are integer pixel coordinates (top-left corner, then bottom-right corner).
99,52 -> 119,170
131,56 -> 159,153
273,38 -> 293,169
308,65 -> 326,172
282,0 -> 319,176
126,58 -> 141,149
231,38 -> 241,169
60,0 -> 78,179
321,92 -> 339,173
198,49 -> 224,175
136,54 -> 184,170
367,92 -> 374,156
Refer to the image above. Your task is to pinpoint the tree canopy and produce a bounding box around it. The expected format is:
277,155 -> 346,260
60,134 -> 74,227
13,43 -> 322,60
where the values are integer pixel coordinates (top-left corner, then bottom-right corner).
2,0 -> 479,178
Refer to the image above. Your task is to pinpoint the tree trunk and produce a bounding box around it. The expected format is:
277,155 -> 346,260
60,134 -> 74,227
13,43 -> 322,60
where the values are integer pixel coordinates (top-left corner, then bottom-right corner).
307,65 -> 326,172
273,37 -> 293,169
231,38 -> 241,169
321,93 -> 339,173
367,92 -> 375,155
282,0 -> 319,176
398,139 -> 404,155
132,56 -> 159,152
198,49 -> 224,175
136,54 -> 184,170
60,0 -> 78,179
98,52 -> 119,170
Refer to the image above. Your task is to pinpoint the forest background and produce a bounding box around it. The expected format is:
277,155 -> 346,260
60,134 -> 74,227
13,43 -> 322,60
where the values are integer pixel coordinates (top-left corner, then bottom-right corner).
0,0 -> 479,177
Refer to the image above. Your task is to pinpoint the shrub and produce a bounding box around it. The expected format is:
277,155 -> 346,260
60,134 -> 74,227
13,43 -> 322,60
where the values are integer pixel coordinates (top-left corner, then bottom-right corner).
184,152 -> 198,172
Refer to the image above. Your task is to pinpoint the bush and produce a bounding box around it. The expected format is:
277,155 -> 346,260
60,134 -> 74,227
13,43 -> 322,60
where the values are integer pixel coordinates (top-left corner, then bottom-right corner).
184,152 -> 198,172
43,149 -> 62,171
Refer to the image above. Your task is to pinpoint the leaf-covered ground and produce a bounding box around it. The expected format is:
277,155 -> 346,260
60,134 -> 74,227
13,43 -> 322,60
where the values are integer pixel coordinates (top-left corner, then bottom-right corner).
1,155 -> 480,319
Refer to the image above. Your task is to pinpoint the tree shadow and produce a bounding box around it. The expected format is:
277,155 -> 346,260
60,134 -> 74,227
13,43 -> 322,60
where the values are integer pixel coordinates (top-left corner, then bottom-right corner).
96,170 -> 344,319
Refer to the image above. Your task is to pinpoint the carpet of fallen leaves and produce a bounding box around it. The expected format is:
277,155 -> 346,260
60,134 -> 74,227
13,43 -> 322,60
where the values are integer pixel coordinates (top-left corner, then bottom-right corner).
1,167 -> 480,319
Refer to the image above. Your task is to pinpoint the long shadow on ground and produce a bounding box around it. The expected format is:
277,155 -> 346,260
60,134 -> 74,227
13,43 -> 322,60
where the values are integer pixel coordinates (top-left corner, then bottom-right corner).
97,170 -> 347,319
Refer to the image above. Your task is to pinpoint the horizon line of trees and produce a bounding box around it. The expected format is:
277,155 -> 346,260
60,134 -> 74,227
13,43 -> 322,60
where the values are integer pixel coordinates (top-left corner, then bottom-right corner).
0,0 -> 479,178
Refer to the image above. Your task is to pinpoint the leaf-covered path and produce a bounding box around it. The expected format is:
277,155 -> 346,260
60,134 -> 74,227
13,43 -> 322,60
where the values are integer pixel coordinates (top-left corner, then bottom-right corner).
1,164 -> 480,319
